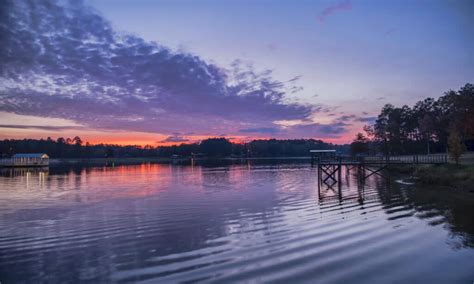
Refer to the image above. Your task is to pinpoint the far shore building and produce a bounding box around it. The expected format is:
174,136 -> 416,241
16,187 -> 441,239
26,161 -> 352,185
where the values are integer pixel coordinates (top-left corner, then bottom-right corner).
0,153 -> 50,167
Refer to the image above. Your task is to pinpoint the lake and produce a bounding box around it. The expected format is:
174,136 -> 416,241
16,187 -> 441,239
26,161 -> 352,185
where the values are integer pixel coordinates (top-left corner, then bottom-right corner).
0,162 -> 473,283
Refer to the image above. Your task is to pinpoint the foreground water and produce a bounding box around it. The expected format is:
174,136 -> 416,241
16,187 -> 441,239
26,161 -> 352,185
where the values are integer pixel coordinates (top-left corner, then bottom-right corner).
0,162 -> 473,283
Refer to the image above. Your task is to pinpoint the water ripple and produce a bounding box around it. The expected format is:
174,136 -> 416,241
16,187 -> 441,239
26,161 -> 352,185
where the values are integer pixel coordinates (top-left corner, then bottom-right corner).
0,163 -> 473,283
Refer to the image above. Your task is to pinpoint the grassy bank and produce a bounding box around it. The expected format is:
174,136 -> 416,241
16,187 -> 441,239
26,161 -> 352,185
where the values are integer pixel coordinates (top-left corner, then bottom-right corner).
390,164 -> 474,192
415,164 -> 474,188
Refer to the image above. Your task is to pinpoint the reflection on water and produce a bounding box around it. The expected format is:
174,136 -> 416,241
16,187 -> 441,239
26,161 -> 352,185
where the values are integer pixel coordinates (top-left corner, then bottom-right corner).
0,166 -> 49,178
0,163 -> 473,283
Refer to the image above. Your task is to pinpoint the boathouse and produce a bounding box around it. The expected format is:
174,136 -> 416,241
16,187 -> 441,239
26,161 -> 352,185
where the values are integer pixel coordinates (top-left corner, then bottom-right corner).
10,153 -> 50,167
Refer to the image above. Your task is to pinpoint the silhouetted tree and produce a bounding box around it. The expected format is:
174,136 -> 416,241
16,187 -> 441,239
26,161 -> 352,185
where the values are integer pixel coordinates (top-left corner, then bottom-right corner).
448,128 -> 466,164
105,148 -> 114,158
418,114 -> 436,154
367,83 -> 474,155
200,138 -> 233,157
350,133 -> 369,156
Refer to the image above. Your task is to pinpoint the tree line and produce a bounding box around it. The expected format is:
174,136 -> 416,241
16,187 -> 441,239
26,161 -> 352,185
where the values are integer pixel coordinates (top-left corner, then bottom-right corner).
351,83 -> 474,162
4,84 -> 470,160
0,136 -> 157,159
0,137 -> 349,159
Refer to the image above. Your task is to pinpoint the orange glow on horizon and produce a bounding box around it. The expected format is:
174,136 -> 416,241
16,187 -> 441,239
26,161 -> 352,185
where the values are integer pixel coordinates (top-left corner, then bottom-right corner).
0,112 -> 359,146
0,132 -> 354,146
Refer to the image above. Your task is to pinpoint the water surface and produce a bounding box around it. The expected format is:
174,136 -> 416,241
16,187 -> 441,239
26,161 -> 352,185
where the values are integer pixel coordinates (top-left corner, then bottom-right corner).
0,163 -> 473,283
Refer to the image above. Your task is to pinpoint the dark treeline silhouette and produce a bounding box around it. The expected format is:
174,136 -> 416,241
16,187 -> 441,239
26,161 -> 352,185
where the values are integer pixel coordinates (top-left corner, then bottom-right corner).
0,136 -> 156,159
158,138 -> 348,157
351,83 -> 474,160
0,137 -> 348,159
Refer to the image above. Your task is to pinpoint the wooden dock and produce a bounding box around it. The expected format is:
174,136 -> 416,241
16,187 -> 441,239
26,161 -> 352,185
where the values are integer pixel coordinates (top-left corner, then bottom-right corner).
310,151 -> 448,166
310,150 -> 448,195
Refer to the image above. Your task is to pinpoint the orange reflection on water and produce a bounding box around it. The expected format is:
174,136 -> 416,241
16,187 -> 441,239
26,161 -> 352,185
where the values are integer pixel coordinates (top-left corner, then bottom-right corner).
0,164 -> 179,212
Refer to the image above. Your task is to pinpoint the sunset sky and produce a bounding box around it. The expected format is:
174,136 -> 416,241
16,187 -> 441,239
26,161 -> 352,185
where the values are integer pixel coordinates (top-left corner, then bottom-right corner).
1,0 -> 473,146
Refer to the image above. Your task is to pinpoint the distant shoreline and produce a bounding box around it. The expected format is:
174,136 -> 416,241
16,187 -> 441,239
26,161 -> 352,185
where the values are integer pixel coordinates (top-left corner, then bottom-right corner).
50,157 -> 172,165
49,156 -> 314,165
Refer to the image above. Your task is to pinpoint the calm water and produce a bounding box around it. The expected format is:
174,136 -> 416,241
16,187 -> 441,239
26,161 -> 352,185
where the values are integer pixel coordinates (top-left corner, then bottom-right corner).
0,162 -> 473,283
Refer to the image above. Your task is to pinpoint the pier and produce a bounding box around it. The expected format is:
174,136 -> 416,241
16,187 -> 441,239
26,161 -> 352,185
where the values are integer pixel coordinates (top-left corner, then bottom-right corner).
311,150 -> 448,196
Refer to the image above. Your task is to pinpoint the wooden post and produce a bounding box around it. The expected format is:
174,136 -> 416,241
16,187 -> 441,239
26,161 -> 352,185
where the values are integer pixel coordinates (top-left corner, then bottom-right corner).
338,160 -> 342,182
337,164 -> 342,194
317,165 -> 321,198
318,165 -> 322,189
338,167 -> 342,202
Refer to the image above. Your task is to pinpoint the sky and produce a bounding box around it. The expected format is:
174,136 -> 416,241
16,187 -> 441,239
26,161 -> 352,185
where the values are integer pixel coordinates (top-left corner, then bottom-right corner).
0,0 -> 473,146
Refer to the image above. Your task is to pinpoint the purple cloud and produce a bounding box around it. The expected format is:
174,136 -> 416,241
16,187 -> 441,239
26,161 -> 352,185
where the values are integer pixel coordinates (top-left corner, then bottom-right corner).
287,123 -> 347,138
333,114 -> 376,124
0,124 -> 86,131
0,0 -> 348,140
336,114 -> 357,122
239,127 -> 281,134
317,0 -> 352,23
0,0 -> 317,136
159,135 -> 189,143
355,116 -> 376,123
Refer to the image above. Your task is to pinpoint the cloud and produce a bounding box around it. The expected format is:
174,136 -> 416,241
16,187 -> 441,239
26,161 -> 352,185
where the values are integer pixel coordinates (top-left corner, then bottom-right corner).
336,114 -> 357,122
288,122 -> 347,137
239,120 -> 350,138
239,127 -> 281,134
0,0 -> 348,140
317,0 -> 352,23
334,114 -> 376,124
239,122 -> 347,138
355,116 -> 376,123
0,124 -> 86,131
159,135 -> 189,143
